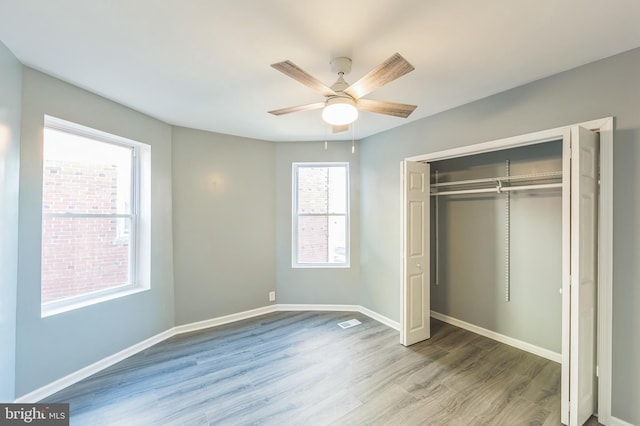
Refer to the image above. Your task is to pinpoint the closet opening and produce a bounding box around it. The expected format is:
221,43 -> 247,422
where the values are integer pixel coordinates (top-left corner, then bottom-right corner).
429,140 -> 564,363
400,118 -> 613,425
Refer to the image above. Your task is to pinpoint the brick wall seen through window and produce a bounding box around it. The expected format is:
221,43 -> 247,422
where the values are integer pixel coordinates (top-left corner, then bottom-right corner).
293,163 -> 349,267
41,124 -> 135,308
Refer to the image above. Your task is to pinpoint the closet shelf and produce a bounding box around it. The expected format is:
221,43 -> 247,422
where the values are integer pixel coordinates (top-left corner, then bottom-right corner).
430,170 -> 562,196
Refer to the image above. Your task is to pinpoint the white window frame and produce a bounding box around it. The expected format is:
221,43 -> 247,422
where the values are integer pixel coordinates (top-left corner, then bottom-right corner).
41,115 -> 151,317
292,162 -> 350,268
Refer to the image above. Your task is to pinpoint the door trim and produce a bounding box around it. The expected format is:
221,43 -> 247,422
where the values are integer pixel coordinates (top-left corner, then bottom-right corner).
403,117 -> 613,425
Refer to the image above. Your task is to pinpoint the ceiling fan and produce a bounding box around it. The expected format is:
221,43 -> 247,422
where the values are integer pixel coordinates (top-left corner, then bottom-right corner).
268,53 -> 417,133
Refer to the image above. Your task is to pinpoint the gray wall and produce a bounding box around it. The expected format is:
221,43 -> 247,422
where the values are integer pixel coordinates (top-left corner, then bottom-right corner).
275,141 -> 360,305
0,42 -> 21,401
172,127 -> 276,325
359,47 -> 640,424
15,68 -> 175,397
431,142 -> 563,353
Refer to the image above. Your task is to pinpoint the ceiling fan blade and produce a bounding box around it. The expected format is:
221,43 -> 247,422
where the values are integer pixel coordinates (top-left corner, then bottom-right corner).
268,102 -> 325,116
271,61 -> 337,97
357,98 -> 417,118
332,124 -> 349,133
345,53 -> 415,99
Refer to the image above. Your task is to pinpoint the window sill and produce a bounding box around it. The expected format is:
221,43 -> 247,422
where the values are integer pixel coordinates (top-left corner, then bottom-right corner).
292,264 -> 351,269
41,285 -> 149,318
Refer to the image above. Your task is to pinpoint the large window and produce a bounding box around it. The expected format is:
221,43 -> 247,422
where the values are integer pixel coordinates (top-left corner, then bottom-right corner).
292,163 -> 349,267
41,116 -> 149,316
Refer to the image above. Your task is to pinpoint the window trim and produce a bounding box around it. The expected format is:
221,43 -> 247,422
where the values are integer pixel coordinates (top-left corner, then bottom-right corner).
41,115 -> 150,317
292,162 -> 350,268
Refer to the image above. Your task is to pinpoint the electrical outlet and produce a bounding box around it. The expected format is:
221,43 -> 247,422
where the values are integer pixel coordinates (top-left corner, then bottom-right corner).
269,291 -> 276,302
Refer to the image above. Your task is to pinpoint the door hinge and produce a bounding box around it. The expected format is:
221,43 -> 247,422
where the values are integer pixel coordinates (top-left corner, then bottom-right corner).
596,365 -> 599,377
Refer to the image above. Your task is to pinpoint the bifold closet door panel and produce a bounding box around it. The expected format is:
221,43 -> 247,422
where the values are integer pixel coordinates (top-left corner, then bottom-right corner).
401,160 -> 430,346
569,126 -> 599,426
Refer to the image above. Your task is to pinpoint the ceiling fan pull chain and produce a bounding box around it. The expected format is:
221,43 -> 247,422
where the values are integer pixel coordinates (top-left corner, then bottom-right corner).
324,124 -> 328,150
352,124 -> 356,154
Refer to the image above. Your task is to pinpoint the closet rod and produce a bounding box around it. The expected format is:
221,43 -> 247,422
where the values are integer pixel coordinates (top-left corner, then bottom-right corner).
431,182 -> 562,197
431,170 -> 562,189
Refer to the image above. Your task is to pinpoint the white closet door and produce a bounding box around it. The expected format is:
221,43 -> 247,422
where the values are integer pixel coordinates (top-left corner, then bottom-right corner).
570,126 -> 599,425
401,160 -> 430,346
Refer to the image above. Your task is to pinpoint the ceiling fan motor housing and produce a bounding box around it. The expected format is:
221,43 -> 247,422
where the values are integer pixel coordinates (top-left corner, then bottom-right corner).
330,57 -> 352,75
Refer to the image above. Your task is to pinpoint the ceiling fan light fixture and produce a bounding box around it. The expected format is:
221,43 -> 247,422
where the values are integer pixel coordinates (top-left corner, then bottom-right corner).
322,96 -> 358,125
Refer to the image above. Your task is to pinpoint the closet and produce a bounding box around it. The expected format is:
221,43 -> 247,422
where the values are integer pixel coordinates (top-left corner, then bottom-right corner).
400,121 -> 609,426
429,141 -> 563,356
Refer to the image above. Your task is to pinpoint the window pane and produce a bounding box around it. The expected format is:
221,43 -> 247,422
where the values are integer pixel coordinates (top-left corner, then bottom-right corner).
327,167 -> 346,214
297,167 -> 328,214
41,216 -> 131,304
327,216 -> 346,263
293,163 -> 349,267
297,215 -> 346,264
43,128 -> 132,215
297,215 -> 329,263
41,122 -> 138,309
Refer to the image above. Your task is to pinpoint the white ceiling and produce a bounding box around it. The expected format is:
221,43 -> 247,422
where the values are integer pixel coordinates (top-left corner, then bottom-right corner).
1,0 -> 639,142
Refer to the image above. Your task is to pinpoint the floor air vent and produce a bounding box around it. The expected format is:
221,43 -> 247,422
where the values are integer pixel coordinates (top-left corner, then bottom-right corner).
337,319 -> 362,329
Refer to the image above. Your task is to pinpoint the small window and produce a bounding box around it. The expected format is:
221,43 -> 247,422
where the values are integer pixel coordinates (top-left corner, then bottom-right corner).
292,163 -> 349,267
41,116 -> 150,316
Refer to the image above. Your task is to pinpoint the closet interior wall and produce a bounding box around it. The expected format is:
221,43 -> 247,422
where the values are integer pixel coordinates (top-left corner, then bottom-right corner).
430,140 -> 563,354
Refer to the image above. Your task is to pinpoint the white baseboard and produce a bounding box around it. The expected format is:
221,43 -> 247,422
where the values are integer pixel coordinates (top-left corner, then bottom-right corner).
276,303 -> 360,312
14,327 -> 175,403
173,305 -> 277,334
16,303 -> 396,403
431,311 -> 562,363
359,306 -> 400,330
610,416 -> 637,426
276,303 -> 399,330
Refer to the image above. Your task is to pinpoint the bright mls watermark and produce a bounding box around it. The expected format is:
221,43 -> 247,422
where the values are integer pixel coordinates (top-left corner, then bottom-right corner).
0,404 -> 69,425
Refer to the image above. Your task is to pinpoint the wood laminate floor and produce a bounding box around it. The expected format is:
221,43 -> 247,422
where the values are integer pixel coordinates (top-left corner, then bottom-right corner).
43,311 -> 600,425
